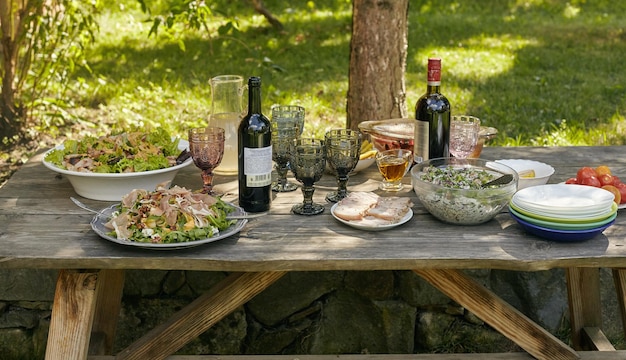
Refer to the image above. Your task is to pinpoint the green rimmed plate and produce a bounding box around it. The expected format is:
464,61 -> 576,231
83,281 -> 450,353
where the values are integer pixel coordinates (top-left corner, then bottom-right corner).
509,201 -> 617,224
509,205 -> 617,230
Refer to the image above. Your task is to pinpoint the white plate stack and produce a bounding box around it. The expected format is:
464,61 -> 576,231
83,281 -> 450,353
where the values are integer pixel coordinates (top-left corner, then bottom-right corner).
509,184 -> 617,242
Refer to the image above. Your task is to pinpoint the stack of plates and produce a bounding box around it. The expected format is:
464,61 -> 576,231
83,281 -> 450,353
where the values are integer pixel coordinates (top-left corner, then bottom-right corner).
509,184 -> 617,242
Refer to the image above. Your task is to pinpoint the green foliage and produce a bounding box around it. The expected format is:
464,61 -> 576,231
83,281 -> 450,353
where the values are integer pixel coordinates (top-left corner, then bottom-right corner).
6,1 -> 99,132
55,0 -> 626,147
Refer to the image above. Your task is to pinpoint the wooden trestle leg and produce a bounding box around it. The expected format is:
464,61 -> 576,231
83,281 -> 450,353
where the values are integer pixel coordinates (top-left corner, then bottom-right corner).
414,268 -> 579,360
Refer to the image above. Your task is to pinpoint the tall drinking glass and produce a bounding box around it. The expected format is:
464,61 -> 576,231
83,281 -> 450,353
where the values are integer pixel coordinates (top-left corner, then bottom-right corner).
290,138 -> 326,215
450,115 -> 481,159
324,129 -> 362,202
271,105 -> 305,135
188,127 -> 225,194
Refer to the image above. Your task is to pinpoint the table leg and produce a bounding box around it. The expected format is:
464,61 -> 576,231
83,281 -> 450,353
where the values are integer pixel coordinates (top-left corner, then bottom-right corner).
89,269 -> 125,355
116,271 -> 286,360
612,268 -> 626,342
45,269 -> 102,360
566,267 -> 602,350
413,268 -> 579,360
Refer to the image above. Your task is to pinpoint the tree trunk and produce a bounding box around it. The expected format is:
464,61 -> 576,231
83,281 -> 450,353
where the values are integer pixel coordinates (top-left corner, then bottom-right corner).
346,0 -> 409,131
0,0 -> 25,138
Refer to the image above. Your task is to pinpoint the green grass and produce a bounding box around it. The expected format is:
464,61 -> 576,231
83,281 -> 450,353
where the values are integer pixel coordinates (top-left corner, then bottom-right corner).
66,0 -> 626,146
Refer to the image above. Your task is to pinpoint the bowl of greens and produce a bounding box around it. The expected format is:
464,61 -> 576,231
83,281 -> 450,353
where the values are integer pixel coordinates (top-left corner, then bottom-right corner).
42,129 -> 192,201
411,157 -> 518,225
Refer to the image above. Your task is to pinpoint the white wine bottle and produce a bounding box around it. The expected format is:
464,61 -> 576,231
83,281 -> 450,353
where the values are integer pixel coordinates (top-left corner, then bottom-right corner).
238,77 -> 272,212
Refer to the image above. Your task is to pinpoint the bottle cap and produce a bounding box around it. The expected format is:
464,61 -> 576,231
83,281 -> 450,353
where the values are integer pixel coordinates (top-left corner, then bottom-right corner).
427,58 -> 441,85
249,76 -> 261,86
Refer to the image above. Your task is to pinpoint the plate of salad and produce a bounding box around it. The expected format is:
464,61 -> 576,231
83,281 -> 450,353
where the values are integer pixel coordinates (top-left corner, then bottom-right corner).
90,185 -> 247,249
42,128 -> 193,201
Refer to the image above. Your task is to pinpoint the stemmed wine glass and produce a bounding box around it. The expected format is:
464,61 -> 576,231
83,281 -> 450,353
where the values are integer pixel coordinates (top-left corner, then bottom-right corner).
450,115 -> 481,159
324,129 -> 361,202
188,127 -> 225,194
290,138 -> 326,215
271,105 -> 305,135
271,121 -> 300,192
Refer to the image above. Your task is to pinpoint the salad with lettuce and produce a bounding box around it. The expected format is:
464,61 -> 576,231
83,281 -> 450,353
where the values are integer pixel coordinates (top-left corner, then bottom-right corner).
44,128 -> 184,173
105,184 -> 236,243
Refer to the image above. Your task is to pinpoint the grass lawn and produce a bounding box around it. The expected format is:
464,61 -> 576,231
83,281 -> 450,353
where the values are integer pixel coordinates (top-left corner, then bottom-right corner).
65,0 -> 626,146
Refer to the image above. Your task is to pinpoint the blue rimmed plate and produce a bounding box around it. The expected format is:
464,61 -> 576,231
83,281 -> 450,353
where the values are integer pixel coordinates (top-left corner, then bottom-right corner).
509,201 -> 617,224
509,205 -> 617,231
510,211 -> 614,242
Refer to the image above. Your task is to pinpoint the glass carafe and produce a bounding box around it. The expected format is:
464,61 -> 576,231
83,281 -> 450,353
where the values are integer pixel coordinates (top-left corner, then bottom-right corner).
209,75 -> 246,175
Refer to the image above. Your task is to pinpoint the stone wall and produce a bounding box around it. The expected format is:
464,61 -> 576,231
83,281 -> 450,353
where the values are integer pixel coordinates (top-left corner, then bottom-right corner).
0,268 -> 622,358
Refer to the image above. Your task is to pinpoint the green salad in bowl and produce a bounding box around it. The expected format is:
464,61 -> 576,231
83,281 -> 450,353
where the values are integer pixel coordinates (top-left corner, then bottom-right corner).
411,157 -> 518,225
42,128 -> 193,201
44,128 -> 187,173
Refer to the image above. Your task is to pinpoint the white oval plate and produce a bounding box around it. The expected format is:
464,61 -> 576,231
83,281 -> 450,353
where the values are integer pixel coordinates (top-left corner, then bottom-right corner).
90,202 -> 247,250
513,184 -> 615,212
330,203 -> 413,231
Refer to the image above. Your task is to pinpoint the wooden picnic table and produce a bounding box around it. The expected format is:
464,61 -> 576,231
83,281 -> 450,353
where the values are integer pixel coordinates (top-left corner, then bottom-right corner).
1,145 -> 626,360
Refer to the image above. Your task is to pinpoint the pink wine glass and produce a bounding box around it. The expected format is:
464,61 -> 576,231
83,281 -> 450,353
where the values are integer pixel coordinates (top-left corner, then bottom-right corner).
188,127 -> 225,194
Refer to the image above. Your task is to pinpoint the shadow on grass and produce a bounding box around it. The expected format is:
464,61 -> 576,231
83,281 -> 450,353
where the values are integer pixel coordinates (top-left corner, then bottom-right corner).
77,1 -> 626,144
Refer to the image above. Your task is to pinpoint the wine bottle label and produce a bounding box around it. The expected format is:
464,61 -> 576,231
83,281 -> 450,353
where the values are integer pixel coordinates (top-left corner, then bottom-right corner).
414,120 -> 429,163
243,146 -> 273,187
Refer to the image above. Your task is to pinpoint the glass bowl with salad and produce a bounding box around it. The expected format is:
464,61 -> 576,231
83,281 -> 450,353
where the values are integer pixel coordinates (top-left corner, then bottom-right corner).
411,157 -> 518,225
42,128 -> 192,201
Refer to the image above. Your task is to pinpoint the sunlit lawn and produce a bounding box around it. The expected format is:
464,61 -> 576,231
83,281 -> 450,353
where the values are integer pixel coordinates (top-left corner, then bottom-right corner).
70,0 -> 626,146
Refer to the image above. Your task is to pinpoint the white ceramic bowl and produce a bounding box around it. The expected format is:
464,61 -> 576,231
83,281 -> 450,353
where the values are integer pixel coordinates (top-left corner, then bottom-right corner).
353,157 -> 376,173
42,139 -> 192,201
495,159 -> 555,190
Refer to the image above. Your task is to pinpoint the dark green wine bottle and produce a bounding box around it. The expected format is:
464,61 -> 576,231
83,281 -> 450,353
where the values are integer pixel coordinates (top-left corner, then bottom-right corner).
414,58 -> 451,162
238,77 -> 272,212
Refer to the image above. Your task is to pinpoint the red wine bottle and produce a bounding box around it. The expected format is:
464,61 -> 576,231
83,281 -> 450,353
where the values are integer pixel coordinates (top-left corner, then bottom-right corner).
238,77 -> 272,212
414,58 -> 451,162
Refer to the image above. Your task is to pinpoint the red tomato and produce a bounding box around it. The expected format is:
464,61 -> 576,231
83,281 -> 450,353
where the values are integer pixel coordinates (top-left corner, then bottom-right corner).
612,175 -> 622,186
599,174 -> 615,186
576,167 -> 597,184
565,177 -> 578,184
616,183 -> 626,204
580,175 -> 601,188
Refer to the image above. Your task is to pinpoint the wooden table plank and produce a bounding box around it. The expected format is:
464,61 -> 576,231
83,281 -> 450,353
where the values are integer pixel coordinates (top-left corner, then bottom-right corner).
86,352 -> 623,360
87,351 -> 626,359
581,327 -> 616,351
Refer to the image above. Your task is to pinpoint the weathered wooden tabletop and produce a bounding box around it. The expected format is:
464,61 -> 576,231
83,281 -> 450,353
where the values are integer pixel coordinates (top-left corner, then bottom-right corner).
0,146 -> 625,272
3,145 -> 626,360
